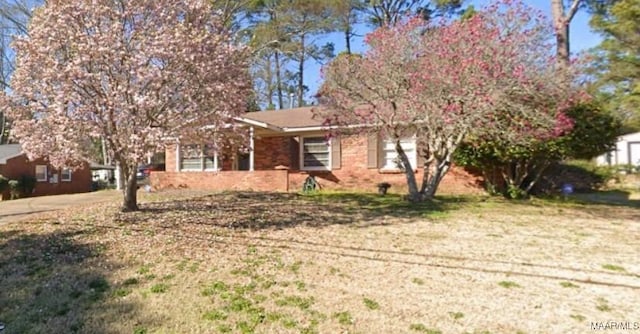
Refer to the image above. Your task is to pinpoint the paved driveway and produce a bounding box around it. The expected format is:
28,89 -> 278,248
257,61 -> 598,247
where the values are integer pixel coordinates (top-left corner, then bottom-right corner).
0,190 -> 119,224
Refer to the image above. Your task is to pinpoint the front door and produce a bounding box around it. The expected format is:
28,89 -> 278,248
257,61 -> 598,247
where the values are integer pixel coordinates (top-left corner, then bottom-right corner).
237,153 -> 250,171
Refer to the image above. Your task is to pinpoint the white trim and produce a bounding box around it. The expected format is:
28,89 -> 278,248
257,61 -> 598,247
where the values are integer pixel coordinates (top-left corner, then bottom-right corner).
281,123 -> 376,133
233,117 -> 284,132
300,136 -> 332,171
380,137 -> 417,171
203,152 -> 219,171
283,125 -> 337,132
249,126 -> 255,171
61,168 -> 72,182
35,165 -> 48,182
175,144 -> 180,172
178,144 -> 221,172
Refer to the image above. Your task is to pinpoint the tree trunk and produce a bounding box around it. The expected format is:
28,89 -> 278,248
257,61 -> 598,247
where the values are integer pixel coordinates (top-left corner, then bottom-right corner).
550,0 -> 581,68
0,112 -> 5,145
275,51 -> 284,109
555,20 -> 570,68
297,33 -> 305,108
420,158 -> 450,199
344,26 -> 351,54
524,160 -> 551,194
395,140 -> 421,202
265,56 -> 275,109
101,137 -> 109,165
120,163 -> 139,212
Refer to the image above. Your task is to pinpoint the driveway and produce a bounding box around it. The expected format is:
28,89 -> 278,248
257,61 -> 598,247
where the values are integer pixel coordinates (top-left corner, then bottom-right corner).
0,190 -> 119,224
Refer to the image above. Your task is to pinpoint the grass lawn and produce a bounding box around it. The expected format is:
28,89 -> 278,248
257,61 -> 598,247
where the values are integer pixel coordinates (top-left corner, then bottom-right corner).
0,190 -> 638,334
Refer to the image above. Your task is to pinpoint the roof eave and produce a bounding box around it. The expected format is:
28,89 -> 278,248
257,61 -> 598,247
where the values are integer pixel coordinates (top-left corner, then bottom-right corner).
234,117 -> 284,132
0,152 -> 25,165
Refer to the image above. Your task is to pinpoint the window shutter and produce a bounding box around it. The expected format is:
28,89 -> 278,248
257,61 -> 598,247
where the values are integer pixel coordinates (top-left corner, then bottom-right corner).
290,136 -> 300,170
367,134 -> 378,169
331,136 -> 341,170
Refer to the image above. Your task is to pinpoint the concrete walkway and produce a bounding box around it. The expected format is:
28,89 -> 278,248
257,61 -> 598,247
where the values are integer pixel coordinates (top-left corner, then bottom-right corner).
0,190 -> 120,224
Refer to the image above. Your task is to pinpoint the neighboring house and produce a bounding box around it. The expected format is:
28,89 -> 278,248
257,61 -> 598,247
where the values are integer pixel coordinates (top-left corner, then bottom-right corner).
151,107 -> 483,194
90,162 -> 116,183
0,144 -> 92,200
596,132 -> 640,167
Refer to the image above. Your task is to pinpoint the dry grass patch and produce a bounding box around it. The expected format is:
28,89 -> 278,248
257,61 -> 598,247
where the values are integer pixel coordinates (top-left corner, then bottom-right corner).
0,190 -> 639,333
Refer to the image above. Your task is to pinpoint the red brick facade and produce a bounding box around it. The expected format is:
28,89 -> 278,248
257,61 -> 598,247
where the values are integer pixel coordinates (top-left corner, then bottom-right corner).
151,170 -> 288,192
254,137 -> 294,170
153,134 -> 484,195
0,155 -> 92,200
287,135 -> 483,194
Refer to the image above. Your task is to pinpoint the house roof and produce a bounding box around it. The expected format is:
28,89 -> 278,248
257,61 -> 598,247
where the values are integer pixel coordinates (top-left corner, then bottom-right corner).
619,131 -> 640,142
239,106 -> 326,131
0,144 -> 24,164
89,162 -> 116,170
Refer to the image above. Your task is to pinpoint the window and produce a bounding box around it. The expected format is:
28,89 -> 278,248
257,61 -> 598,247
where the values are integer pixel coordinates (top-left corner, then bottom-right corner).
301,137 -> 330,170
61,168 -> 72,182
180,144 -> 219,171
35,165 -> 47,182
381,138 -> 417,170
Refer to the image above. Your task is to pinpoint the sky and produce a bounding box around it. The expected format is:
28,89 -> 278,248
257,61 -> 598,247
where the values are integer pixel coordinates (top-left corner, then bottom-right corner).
302,0 -> 604,105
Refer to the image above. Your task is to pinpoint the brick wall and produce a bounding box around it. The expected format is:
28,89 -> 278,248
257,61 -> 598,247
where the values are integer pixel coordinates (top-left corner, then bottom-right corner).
287,135 -> 484,195
0,155 -> 92,200
161,134 -> 484,195
150,170 -> 289,192
254,137 -> 293,170
165,144 -> 177,172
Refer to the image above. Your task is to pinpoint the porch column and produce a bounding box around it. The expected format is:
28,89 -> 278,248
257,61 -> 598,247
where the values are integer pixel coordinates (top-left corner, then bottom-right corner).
249,126 -> 255,171
175,143 -> 180,172
115,162 -> 122,191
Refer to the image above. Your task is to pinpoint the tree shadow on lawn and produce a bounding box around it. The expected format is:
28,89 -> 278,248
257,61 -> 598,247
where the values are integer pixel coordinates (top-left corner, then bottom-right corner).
506,190 -> 640,221
0,227 -> 152,334
95,191 -> 640,292
123,191 -> 468,230
568,190 -> 640,208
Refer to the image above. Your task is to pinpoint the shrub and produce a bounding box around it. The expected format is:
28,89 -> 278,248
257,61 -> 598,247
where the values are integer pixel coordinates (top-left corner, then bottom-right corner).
20,174 -> 37,195
535,160 -> 618,194
0,174 -> 8,192
4,175 -> 38,199
92,179 -> 114,191
455,102 -> 620,198
8,180 -> 20,199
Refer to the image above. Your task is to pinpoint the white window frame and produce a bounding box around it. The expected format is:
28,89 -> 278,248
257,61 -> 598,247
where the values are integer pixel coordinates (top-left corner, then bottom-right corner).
61,168 -> 72,182
380,137 -> 417,171
179,144 -> 220,172
35,165 -> 48,182
300,136 -> 331,171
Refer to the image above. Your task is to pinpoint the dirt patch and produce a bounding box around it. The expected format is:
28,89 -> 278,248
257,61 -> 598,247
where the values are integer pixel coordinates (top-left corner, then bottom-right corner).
0,190 -> 638,333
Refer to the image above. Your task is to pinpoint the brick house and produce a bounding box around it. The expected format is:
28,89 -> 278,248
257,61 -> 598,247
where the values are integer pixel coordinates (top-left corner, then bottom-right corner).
0,144 -> 92,200
151,107 -> 484,194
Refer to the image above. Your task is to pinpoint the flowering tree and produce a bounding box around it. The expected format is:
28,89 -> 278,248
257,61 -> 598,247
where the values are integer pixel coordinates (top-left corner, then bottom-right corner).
456,102 -> 619,198
1,0 -> 252,211
317,1 -> 585,201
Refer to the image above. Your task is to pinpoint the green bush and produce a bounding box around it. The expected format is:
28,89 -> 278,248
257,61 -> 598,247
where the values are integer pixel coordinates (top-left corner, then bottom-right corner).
0,174 -> 8,192
565,160 -> 618,182
5,175 -> 38,199
8,180 -> 21,199
20,174 -> 37,195
92,179 -> 116,191
455,102 -> 621,198
535,160 -> 618,194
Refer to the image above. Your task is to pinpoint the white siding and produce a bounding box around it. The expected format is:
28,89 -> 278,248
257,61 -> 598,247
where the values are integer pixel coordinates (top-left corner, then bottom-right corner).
597,132 -> 640,166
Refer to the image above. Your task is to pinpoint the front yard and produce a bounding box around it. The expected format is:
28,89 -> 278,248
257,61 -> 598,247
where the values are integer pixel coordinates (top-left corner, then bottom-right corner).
0,190 -> 638,334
